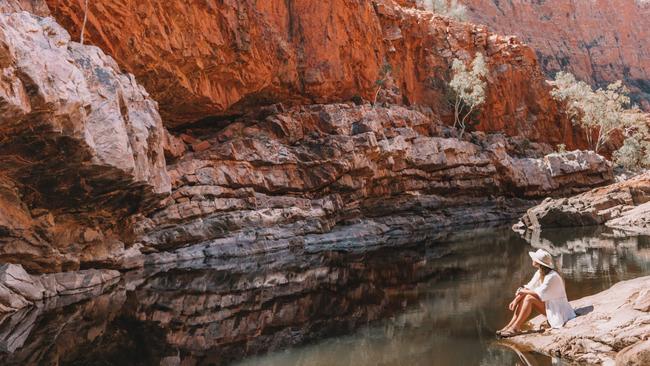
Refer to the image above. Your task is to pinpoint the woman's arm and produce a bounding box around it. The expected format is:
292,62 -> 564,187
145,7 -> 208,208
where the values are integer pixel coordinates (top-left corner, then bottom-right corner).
508,291 -> 526,310
516,287 -> 542,300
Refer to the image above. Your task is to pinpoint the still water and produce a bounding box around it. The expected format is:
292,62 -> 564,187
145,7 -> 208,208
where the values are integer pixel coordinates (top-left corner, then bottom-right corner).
0,227 -> 648,365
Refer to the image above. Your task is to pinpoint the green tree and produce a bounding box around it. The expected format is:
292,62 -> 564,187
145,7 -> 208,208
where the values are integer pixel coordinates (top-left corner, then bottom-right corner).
551,72 -> 644,153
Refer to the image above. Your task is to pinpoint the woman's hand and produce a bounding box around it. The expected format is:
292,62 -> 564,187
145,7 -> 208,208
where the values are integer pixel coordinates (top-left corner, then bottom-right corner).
508,298 -> 518,311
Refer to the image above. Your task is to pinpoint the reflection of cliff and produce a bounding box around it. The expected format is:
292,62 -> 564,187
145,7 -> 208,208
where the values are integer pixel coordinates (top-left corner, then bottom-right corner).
1,228 -> 648,365
0,229 -> 530,365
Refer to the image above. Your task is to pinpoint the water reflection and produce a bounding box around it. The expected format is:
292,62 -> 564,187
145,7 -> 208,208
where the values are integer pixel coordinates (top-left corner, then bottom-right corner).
524,227 -> 650,297
0,227 -> 648,365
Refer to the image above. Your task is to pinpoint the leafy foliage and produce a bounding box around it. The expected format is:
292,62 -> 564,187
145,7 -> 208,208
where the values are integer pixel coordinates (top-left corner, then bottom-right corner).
449,53 -> 488,138
551,72 -> 645,153
613,127 -> 650,171
551,72 -> 649,170
418,0 -> 468,21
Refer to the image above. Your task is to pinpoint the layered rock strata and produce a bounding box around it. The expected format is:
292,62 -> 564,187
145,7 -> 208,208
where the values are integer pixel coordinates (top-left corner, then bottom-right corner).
0,263 -> 119,313
129,104 -> 613,267
515,172 -> 650,234
506,276 -> 650,365
0,10 -> 170,273
44,0 -> 585,149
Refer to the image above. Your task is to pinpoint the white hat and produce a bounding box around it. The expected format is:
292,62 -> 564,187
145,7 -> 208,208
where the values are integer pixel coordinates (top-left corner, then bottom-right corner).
528,248 -> 555,269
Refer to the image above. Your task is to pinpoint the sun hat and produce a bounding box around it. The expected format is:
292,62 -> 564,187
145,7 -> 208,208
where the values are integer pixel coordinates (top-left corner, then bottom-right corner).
528,248 -> 555,269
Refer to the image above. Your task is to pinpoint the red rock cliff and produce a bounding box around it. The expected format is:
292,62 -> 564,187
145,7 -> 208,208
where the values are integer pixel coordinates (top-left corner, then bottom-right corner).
462,0 -> 650,110
0,0 -> 617,277
45,0 -> 583,147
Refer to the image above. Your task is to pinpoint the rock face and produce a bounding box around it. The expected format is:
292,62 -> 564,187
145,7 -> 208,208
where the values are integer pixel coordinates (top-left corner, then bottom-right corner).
0,9 -> 170,272
128,103 -> 612,266
516,172 -> 650,233
0,0 -> 49,15
44,0 -> 585,150
506,276 -> 650,365
0,263 -> 119,313
463,0 -> 650,110
0,2 -> 617,281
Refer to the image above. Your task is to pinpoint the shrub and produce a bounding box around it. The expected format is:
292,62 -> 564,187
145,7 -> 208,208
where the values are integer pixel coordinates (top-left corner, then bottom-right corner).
449,53 -> 488,138
613,129 -> 650,171
373,62 -> 393,106
551,72 -> 648,170
551,72 -> 644,153
418,0 -> 468,21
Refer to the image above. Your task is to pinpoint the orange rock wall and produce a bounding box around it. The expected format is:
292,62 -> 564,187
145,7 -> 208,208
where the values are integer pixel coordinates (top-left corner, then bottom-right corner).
45,0 -> 584,147
463,0 -> 650,110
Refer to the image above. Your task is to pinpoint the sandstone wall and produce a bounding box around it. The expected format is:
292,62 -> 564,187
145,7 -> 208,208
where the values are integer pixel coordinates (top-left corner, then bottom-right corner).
463,0 -> 650,110
129,104 -> 612,265
0,10 -> 170,272
0,0 -> 617,275
44,0 -> 584,148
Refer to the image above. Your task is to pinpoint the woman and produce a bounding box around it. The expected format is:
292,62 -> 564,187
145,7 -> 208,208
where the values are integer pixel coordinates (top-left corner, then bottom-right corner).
498,248 -> 576,337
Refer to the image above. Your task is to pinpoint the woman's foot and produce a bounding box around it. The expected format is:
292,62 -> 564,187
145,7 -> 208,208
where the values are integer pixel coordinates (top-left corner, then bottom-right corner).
499,327 -> 523,338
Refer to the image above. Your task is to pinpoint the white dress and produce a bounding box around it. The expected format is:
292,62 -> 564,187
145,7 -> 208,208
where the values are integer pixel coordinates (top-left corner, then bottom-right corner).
524,270 -> 576,328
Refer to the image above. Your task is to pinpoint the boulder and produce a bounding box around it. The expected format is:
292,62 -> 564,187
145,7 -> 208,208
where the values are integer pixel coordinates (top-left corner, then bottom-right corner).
516,172 -> 650,232
0,9 -> 171,272
0,264 -> 45,302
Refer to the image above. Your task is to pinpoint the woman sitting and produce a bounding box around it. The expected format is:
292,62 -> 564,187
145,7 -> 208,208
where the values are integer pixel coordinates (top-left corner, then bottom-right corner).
498,248 -> 576,337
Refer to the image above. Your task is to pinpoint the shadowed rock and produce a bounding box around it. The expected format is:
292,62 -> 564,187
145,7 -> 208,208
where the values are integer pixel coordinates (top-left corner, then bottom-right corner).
130,104 -> 612,265
0,9 -> 170,272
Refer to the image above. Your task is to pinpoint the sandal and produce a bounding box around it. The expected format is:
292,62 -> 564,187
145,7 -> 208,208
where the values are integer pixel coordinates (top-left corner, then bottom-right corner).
499,329 -> 523,338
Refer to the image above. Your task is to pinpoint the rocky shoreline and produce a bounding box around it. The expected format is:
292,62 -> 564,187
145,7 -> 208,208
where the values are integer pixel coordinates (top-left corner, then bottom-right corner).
508,172 -> 650,365
514,172 -> 650,234
505,276 -> 650,365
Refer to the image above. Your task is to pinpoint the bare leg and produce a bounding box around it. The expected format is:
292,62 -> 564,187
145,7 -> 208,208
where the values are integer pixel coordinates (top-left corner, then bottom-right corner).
500,302 -> 522,332
508,295 -> 545,331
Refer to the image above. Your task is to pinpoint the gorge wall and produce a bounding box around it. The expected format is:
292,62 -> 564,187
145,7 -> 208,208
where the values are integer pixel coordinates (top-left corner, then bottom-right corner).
0,9 -> 169,273
44,0 -> 584,146
0,0 -> 615,284
462,0 -> 650,110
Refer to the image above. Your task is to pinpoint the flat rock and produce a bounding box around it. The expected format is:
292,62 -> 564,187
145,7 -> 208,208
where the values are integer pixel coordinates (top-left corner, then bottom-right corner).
616,340 -> 650,366
506,276 -> 650,365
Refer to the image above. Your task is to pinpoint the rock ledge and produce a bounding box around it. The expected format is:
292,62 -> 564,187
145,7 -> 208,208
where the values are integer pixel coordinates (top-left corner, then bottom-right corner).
506,276 -> 650,365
